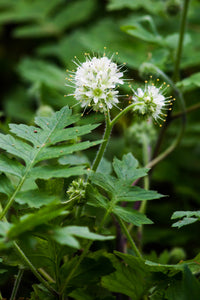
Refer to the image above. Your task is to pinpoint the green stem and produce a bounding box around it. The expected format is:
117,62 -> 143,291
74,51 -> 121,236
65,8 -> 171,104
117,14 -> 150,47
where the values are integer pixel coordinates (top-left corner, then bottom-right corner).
173,0 -> 190,82
116,216 -> 142,258
139,137 -> 150,215
0,175 -> 27,220
92,111 -> 111,171
10,268 -> 24,300
110,103 -> 140,127
92,103 -> 144,172
13,242 -> 58,297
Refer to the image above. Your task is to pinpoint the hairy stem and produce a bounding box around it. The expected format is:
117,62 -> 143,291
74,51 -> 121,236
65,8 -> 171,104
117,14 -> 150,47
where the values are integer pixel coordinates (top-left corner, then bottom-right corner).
173,0 -> 191,82
10,268 -> 24,300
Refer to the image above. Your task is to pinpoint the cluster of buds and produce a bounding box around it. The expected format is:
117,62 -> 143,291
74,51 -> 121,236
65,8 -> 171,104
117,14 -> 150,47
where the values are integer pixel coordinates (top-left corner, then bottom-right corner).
66,51 -> 175,125
67,178 -> 87,205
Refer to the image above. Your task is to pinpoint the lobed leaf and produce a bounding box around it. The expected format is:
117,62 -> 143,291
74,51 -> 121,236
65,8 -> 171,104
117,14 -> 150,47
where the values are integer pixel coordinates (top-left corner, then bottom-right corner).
113,153 -> 148,183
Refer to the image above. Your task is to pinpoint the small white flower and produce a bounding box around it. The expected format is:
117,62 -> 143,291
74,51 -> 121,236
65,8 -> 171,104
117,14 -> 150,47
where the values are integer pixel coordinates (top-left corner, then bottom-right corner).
131,82 -> 174,123
66,55 -> 124,113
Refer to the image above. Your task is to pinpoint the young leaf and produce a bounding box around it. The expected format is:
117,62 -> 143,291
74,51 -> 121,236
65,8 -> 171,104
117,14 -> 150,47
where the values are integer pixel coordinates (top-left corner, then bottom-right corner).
113,153 -> 148,183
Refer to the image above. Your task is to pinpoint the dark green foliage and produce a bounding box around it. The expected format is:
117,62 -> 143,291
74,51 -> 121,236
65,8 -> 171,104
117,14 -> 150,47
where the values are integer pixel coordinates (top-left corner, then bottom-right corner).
0,0 -> 200,299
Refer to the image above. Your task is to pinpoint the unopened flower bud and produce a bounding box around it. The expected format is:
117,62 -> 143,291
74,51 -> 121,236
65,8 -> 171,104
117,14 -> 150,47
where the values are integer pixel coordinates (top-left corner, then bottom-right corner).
67,178 -> 87,205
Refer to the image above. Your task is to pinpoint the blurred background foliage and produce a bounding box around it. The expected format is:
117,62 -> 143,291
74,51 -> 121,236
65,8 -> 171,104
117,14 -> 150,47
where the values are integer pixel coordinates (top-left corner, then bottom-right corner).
0,0 -> 200,267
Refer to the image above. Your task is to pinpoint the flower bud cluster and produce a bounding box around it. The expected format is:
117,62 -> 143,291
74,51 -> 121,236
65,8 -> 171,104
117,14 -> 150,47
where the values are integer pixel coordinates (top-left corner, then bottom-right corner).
67,178 -> 87,204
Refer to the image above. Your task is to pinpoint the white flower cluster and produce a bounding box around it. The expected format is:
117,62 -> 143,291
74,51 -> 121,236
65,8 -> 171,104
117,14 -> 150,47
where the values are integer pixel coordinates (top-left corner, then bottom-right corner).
66,53 -> 173,123
131,84 -> 172,123
67,56 -> 123,112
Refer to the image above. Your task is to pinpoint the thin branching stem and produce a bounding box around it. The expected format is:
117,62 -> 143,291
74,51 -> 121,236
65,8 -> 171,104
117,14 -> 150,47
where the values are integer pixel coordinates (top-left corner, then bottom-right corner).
173,0 -> 191,82
10,268 -> 24,300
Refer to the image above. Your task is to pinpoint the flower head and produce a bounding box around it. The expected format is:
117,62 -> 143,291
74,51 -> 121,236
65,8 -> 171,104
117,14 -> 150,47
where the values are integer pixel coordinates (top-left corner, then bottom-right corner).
66,54 -> 124,113
131,81 -> 174,124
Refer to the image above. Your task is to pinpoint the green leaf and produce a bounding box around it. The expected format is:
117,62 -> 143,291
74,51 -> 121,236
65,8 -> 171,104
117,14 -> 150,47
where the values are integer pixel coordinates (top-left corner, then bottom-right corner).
171,211 -> 200,228
28,165 -> 87,180
15,190 -> 59,208
115,186 -> 163,203
17,58 -> 66,93
86,185 -> 109,209
0,106 -> 100,212
172,217 -> 199,228
90,173 -> 116,194
0,133 -> 33,165
7,204 -> 68,239
113,153 -> 148,183
52,226 -> 115,249
113,206 -> 153,226
121,15 -> 164,45
90,153 -> 163,205
59,154 -> 90,166
165,265 -> 200,300
0,154 -> 24,178
176,72 -> 200,91
0,175 -> 14,196
35,140 -> 101,163
102,253 -> 152,299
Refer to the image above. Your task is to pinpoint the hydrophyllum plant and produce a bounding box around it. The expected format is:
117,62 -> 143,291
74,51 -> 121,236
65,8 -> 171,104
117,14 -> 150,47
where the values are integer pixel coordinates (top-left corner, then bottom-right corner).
0,49 -> 200,298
